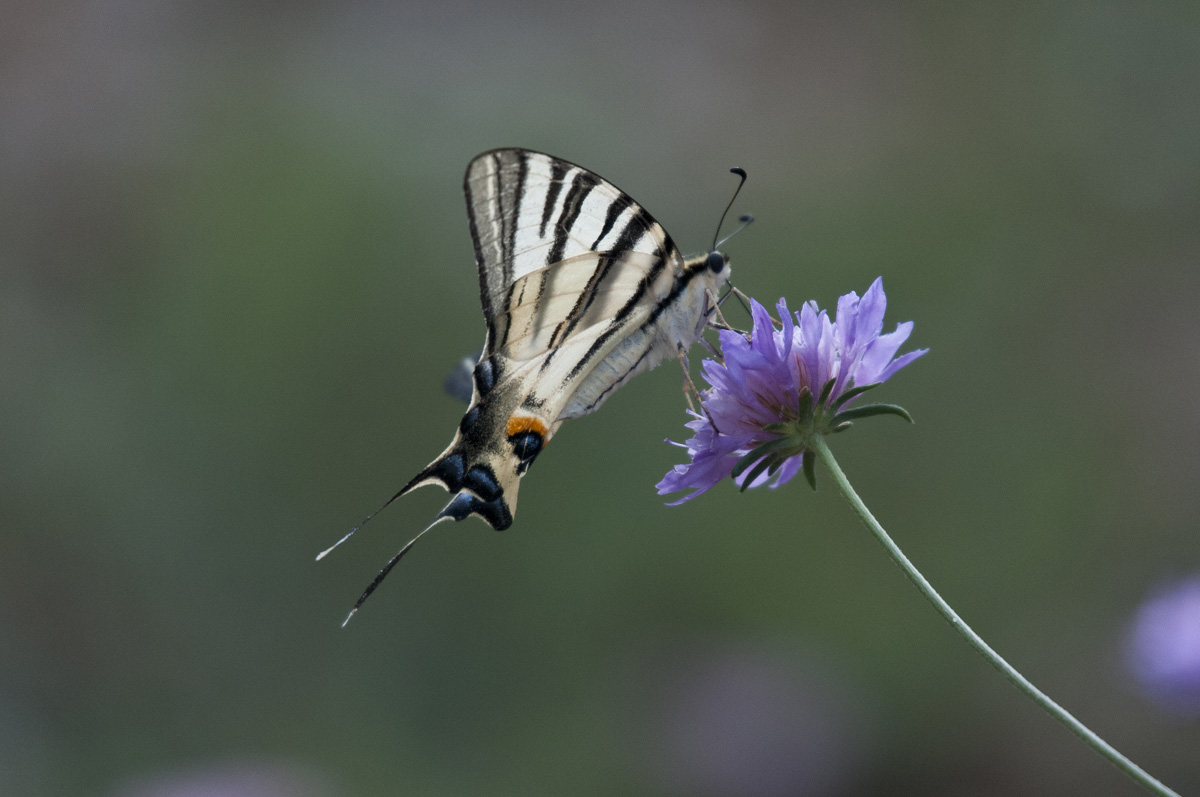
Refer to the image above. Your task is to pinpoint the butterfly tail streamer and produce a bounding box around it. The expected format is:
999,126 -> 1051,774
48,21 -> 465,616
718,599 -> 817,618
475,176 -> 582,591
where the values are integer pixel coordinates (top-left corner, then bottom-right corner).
325,440 -> 522,622
318,435 -> 518,563
338,482 -> 496,624
340,509 -> 456,627
315,464 -> 441,561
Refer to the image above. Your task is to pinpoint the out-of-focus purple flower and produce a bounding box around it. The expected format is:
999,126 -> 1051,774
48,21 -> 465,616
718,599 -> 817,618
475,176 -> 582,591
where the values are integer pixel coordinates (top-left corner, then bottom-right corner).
658,278 -> 925,504
1126,575 -> 1200,717
636,642 -> 873,797
113,760 -> 338,797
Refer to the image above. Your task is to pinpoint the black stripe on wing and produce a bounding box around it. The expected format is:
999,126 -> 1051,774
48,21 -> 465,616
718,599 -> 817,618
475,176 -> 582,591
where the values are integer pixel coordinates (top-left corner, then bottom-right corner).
464,176 -> 494,341
591,194 -> 632,250
536,207 -> 665,374
562,248 -> 671,382
501,150 -> 529,291
545,254 -> 615,352
544,170 -> 598,270
466,149 -> 530,343
539,159 -> 568,238
563,254 -> 711,386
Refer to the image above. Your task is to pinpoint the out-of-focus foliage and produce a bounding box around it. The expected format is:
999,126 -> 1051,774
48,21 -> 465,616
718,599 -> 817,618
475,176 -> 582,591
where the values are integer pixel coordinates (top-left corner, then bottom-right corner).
3,2 -> 1199,795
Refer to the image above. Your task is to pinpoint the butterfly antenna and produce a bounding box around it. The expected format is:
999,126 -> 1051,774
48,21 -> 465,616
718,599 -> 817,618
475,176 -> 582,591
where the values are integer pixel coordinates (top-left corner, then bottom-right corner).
711,167 -> 749,251
716,214 -> 754,250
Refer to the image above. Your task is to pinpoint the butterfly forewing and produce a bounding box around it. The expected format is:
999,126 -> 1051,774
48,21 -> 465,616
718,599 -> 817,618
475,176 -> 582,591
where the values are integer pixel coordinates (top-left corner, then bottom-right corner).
466,150 -> 681,345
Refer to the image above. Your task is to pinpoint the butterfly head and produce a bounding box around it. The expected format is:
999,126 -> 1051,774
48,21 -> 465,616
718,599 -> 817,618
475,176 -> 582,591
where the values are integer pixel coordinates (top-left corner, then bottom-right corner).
705,250 -> 729,274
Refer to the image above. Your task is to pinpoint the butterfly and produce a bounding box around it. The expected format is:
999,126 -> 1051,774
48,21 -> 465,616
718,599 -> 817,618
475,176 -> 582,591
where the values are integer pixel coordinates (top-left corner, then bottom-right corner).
322,149 -> 745,622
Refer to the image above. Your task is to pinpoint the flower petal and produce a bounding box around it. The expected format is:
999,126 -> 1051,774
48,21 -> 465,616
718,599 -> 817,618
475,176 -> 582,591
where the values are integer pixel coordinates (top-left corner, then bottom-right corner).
855,277 -> 887,343
877,347 -> 928,383
658,279 -> 924,503
749,299 -> 781,367
855,321 -> 912,386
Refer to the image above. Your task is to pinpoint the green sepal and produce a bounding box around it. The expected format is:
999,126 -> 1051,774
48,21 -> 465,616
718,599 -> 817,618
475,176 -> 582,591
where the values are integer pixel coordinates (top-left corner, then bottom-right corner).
796,386 -> 814,423
730,436 -> 798,480
831,421 -> 852,433
832,382 -> 881,410
802,450 -> 817,490
816,378 -> 837,408
832,403 -> 913,424
739,453 -> 781,492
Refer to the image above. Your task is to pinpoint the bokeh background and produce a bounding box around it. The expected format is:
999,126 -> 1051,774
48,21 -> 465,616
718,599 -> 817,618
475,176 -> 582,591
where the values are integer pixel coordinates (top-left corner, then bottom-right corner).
4,2 -> 1200,795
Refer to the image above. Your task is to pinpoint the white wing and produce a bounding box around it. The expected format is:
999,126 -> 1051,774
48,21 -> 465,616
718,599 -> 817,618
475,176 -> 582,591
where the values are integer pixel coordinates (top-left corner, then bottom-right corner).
328,150 -> 734,622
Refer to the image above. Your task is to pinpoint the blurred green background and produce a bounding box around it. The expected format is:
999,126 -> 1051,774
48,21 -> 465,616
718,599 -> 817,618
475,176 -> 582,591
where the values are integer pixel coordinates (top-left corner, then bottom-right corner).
4,2 -> 1199,795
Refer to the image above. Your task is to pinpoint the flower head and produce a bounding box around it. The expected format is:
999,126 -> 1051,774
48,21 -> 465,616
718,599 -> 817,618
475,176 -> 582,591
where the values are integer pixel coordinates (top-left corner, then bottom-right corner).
658,278 -> 926,503
1126,575 -> 1200,717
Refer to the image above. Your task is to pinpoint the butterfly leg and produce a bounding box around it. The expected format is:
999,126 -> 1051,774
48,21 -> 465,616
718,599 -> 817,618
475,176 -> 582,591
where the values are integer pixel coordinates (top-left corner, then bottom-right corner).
705,287 -> 750,337
677,348 -> 700,413
730,286 -> 782,330
706,288 -> 736,331
677,346 -> 725,434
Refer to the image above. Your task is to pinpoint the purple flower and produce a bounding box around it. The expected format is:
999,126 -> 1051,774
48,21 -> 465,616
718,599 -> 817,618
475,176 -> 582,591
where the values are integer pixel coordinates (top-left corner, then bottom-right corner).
1126,576 -> 1200,717
658,278 -> 926,504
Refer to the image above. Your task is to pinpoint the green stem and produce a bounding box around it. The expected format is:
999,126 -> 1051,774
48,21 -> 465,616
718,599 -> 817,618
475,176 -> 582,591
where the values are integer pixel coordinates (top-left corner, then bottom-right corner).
810,436 -> 1178,797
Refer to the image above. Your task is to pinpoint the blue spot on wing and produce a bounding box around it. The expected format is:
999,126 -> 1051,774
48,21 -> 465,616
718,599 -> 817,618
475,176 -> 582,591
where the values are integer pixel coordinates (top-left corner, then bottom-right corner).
463,464 -> 501,501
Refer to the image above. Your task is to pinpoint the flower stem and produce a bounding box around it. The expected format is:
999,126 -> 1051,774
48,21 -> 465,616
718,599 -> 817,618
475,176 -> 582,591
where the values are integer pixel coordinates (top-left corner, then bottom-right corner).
810,436 -> 1178,797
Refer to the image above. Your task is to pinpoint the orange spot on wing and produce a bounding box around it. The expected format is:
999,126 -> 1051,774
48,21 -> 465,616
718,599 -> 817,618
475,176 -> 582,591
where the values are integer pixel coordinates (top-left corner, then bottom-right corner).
505,415 -> 548,439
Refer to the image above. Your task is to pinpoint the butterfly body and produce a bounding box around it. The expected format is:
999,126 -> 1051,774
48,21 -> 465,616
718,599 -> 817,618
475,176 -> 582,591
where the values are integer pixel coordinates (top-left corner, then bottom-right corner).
328,149 -> 732,619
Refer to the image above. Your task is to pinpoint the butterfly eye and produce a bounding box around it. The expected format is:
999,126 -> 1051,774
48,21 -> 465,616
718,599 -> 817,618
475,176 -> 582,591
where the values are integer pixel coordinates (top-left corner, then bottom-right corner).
706,251 -> 726,273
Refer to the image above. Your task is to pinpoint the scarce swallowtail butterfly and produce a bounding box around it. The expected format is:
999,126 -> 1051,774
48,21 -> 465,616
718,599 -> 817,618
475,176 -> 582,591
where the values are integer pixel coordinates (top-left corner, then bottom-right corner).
323,148 -> 744,622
